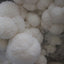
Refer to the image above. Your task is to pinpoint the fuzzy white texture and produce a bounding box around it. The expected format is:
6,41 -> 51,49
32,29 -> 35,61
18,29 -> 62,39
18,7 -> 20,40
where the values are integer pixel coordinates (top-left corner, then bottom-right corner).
35,55 -> 47,64
0,17 -> 18,39
44,45 -> 56,54
26,13 -> 40,27
48,6 -> 64,24
0,39 -> 8,51
6,33 -> 41,64
23,4 -> 36,11
0,1 -> 20,18
49,24 -> 64,35
24,28 -> 43,43
45,34 -> 62,46
37,0 -> 53,11
42,10 -> 52,26
41,10 -> 53,31
54,0 -> 64,7
12,16 -> 26,33
20,6 -> 28,19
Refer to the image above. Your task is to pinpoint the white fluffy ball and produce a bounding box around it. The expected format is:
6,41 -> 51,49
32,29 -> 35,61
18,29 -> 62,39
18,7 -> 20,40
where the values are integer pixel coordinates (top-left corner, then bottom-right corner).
23,4 -> 36,11
37,0 -> 53,11
0,1 -> 20,18
42,10 -> 52,25
0,39 -> 8,51
24,28 -> 43,43
6,33 -> 41,64
12,16 -> 26,33
48,6 -> 64,24
49,24 -> 64,35
0,17 -> 18,39
26,13 -> 40,27
35,55 -> 47,64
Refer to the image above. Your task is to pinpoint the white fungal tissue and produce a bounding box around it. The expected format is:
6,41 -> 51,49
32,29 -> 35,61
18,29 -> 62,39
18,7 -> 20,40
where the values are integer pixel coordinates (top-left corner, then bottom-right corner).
0,17 -> 18,39
12,16 -> 26,33
0,1 -> 20,18
0,0 -> 63,64
6,33 -> 41,64
24,28 -> 43,43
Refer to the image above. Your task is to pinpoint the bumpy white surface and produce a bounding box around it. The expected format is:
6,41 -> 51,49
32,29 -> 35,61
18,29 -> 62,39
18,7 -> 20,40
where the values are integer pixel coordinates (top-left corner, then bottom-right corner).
0,39 -> 8,51
24,28 -> 43,43
26,13 -> 40,27
0,1 -> 20,18
42,10 -> 52,25
37,0 -> 53,11
48,6 -> 64,24
6,33 -> 41,64
12,16 -> 26,33
35,55 -> 47,64
49,24 -> 64,35
23,4 -> 36,11
0,17 -> 18,39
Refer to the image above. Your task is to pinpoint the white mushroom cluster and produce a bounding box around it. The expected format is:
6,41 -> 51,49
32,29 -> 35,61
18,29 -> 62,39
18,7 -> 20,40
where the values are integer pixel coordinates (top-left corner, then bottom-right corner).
0,0 -> 64,64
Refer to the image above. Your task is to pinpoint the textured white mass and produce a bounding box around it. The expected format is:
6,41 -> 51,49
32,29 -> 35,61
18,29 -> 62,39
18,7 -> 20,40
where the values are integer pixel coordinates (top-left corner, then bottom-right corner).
54,0 -> 64,7
0,1 -> 20,18
12,16 -> 26,33
37,0 -> 53,11
24,28 -> 43,43
23,4 -> 36,11
0,17 -> 18,39
26,13 -> 40,27
6,33 -> 41,64
49,24 -> 64,35
48,6 -> 64,24
0,39 -> 8,51
35,55 -> 47,64
42,10 -> 52,25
